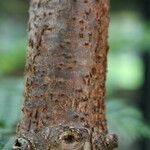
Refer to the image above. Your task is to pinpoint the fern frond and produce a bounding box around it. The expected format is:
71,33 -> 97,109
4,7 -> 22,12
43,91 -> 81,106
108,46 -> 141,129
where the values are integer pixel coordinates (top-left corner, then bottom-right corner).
106,99 -> 150,143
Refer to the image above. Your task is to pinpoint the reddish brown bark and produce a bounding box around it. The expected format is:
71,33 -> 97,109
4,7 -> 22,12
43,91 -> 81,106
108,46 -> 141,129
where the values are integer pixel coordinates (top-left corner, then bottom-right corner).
13,0 -> 118,150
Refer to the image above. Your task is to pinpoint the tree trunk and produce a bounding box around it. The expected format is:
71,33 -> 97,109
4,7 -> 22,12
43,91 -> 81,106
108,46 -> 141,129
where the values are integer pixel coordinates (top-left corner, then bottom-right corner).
13,0 -> 118,149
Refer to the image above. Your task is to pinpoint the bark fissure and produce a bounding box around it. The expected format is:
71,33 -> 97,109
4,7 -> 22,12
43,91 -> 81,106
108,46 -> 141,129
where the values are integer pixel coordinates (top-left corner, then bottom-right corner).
13,0 -> 118,149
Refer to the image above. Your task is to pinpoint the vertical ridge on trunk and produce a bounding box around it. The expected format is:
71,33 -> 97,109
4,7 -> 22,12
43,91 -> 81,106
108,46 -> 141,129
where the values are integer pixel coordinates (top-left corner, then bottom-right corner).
13,0 -> 118,149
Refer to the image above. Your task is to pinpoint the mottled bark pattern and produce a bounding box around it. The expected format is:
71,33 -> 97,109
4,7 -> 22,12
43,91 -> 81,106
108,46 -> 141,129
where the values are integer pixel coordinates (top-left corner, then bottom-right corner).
13,0 -> 118,149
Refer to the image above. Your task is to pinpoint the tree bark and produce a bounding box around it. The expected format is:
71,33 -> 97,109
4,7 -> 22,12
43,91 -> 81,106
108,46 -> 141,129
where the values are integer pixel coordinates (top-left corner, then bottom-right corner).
13,0 -> 118,149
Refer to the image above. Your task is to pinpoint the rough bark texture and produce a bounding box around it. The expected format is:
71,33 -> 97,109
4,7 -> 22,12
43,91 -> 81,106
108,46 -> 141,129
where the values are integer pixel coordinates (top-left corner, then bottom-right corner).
13,0 -> 118,149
